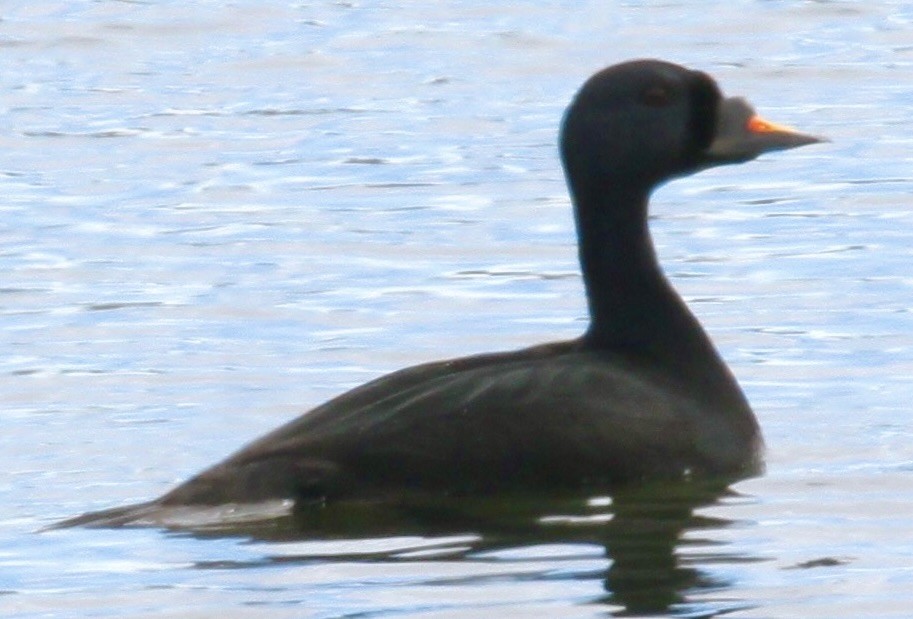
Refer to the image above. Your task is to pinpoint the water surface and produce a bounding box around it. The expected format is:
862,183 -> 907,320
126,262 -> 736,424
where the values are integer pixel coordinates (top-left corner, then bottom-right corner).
3,1 -> 913,617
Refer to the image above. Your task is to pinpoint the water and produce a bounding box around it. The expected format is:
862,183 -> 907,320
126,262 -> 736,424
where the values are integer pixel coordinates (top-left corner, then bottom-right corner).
3,0 -> 913,616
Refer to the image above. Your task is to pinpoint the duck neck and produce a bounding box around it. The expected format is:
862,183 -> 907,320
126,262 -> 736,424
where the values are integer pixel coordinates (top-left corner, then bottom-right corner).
572,182 -> 727,380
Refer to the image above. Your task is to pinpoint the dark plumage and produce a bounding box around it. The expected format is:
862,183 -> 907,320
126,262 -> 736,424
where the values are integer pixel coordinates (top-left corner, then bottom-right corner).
58,59 -> 821,528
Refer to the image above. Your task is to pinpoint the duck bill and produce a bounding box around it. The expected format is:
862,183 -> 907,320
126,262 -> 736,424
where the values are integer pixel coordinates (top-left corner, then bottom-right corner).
705,97 -> 824,163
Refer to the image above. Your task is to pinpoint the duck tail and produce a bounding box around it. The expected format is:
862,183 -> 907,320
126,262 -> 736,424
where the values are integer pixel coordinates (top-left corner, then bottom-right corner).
42,501 -> 162,530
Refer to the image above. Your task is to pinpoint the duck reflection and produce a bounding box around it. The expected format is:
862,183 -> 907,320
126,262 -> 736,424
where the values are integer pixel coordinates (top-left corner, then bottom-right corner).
595,481 -> 736,615
179,478 -> 748,616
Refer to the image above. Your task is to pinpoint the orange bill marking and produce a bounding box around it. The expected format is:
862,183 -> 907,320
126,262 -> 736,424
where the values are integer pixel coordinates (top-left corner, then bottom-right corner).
747,115 -> 800,135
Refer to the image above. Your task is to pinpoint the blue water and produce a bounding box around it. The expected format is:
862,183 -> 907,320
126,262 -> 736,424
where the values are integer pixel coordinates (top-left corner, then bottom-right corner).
3,1 -> 913,617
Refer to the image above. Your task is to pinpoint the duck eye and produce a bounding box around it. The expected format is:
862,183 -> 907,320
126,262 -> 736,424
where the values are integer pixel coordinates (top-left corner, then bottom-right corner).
640,85 -> 673,107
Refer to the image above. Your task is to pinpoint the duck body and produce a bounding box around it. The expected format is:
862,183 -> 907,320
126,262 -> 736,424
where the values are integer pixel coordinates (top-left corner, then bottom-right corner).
58,59 -> 821,528
160,338 -> 759,507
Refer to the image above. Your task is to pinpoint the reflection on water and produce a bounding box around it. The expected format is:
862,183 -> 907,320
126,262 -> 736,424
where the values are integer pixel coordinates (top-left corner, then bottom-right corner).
141,479 -> 749,617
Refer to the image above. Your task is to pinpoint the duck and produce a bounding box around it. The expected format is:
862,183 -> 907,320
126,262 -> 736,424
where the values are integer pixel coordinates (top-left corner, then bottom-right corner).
58,59 -> 822,528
